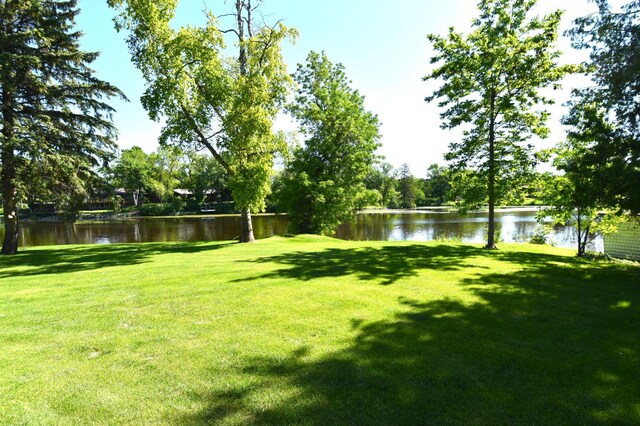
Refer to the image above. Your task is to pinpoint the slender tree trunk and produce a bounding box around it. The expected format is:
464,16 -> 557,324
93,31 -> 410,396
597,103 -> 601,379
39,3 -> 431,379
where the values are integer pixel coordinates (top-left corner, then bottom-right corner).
234,0 -> 255,244
2,85 -> 19,255
239,207 -> 255,242
486,90 -> 497,250
576,210 -> 584,257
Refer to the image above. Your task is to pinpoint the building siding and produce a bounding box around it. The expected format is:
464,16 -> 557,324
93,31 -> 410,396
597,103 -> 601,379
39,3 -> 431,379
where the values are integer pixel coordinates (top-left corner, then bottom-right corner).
603,221 -> 640,261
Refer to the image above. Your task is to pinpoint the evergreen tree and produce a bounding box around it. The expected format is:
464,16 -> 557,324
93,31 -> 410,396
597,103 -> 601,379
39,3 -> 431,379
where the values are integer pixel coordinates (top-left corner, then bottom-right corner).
397,163 -> 422,209
0,0 -> 124,254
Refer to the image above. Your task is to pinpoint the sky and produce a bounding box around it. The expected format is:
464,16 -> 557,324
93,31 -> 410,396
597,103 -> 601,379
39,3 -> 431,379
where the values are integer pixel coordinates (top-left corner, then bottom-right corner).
75,0 -> 609,178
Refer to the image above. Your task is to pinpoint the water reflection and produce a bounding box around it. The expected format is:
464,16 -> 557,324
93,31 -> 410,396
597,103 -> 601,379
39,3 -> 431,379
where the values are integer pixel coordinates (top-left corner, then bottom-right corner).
0,209 -> 600,251
335,210 -> 602,251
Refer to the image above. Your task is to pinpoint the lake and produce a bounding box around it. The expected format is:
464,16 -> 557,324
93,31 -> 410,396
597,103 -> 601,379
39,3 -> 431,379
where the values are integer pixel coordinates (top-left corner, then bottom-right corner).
1,208 -> 597,251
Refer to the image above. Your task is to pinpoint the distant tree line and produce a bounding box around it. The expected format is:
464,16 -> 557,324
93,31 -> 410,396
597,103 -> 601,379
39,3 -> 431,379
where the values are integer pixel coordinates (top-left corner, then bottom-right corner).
2,0 -> 638,256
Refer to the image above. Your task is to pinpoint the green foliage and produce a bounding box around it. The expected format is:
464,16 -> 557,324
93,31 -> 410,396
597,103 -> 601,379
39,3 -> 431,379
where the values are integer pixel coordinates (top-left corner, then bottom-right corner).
279,51 -> 381,234
108,0 -> 296,241
111,194 -> 124,213
528,226 -> 550,245
111,146 -> 154,207
566,1 -> 640,214
179,150 -> 227,205
138,202 -> 180,216
0,0 -> 124,253
148,146 -> 183,203
364,162 -> 400,208
425,0 -> 578,247
22,153 -> 102,222
423,164 -> 452,206
537,141 -> 623,256
397,163 -> 424,209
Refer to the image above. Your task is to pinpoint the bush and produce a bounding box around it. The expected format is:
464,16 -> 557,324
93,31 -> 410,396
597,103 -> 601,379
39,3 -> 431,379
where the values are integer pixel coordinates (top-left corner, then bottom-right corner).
138,203 -> 177,216
184,198 -> 202,213
529,226 -> 550,245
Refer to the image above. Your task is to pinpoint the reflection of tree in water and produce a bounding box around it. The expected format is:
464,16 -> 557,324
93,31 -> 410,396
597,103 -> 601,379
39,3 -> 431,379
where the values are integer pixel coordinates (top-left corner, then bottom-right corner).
6,211 -> 602,248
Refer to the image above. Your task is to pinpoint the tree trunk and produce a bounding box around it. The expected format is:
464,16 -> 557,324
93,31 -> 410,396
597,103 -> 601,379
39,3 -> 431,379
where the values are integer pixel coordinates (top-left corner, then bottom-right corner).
1,160 -> 19,255
486,90 -> 497,250
1,87 -> 19,255
576,212 -> 584,257
239,207 -> 255,242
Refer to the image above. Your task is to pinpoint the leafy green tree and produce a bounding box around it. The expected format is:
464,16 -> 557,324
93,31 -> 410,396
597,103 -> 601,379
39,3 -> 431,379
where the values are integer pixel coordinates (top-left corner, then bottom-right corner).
423,163 -> 452,206
425,0 -> 577,249
108,0 -> 295,242
397,163 -> 423,209
149,146 -> 183,204
538,142 -> 622,257
279,51 -> 381,234
566,0 -> 640,214
111,146 -> 154,207
365,161 -> 400,208
23,154 -> 101,221
1,0 -> 124,254
180,151 -> 228,208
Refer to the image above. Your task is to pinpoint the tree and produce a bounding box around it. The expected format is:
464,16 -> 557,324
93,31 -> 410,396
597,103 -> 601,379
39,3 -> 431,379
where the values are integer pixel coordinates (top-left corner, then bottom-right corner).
24,153 -> 102,221
397,163 -> 423,209
149,145 -> 182,203
111,146 -> 154,207
180,150 -> 228,209
423,163 -> 452,206
425,0 -> 577,249
364,161 -> 400,208
567,0 -> 640,214
108,0 -> 295,242
538,141 -> 622,257
279,51 -> 380,235
0,0 -> 124,255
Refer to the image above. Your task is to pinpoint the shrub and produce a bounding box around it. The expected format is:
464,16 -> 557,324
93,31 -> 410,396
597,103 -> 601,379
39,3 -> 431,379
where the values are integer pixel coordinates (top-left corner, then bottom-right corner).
138,203 -> 176,216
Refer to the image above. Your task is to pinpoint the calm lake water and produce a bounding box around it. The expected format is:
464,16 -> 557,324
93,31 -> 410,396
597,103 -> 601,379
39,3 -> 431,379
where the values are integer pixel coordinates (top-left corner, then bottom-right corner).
1,208 -> 599,251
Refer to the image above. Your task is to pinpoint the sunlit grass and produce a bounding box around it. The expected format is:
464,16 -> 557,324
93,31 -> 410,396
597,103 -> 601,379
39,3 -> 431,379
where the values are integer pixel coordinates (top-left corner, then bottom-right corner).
1,236 -> 638,424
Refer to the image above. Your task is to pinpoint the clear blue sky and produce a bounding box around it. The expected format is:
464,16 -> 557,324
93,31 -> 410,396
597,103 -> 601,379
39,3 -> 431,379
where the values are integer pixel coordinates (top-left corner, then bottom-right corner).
76,0 -> 606,177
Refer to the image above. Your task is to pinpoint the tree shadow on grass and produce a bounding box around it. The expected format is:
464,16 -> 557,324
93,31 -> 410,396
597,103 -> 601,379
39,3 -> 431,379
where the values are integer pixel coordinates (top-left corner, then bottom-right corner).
180,256 -> 640,424
235,244 -> 492,285
236,243 -> 582,286
0,242 -> 230,279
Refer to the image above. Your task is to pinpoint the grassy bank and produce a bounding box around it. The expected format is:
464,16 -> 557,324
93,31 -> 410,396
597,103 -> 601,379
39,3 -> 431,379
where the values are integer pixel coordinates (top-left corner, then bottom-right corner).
1,237 -> 638,424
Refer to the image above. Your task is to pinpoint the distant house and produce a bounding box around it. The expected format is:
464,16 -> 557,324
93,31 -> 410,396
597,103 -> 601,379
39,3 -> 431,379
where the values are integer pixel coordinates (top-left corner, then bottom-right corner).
173,189 -> 217,202
29,202 -> 56,215
604,221 -> 640,261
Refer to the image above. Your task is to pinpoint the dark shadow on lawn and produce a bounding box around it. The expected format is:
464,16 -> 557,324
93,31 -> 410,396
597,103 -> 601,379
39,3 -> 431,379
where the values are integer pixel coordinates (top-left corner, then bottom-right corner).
235,244 -> 490,285
180,256 -> 640,424
236,243 -> 581,286
0,242 -> 229,279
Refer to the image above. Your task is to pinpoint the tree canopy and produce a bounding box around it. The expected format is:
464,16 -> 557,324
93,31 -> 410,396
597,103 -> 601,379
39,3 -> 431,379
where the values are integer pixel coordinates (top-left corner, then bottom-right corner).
278,51 -> 380,235
566,0 -> 640,215
108,0 -> 296,242
0,0 -> 124,254
425,0 -> 577,249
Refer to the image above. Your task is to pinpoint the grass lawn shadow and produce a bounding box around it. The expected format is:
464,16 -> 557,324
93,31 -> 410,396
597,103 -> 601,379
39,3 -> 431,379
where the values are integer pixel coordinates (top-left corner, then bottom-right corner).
236,244 -> 491,285
181,248 -> 640,424
0,242 -> 229,279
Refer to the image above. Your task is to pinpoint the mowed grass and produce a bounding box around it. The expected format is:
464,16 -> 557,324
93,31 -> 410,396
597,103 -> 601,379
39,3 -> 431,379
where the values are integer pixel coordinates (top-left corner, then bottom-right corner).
0,236 -> 639,425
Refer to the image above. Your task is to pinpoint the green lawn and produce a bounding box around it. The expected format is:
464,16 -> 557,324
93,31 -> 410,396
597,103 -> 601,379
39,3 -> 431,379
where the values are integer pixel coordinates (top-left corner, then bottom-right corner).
1,236 -> 638,424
